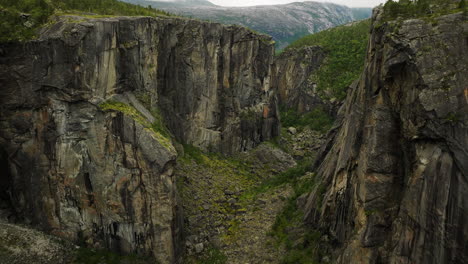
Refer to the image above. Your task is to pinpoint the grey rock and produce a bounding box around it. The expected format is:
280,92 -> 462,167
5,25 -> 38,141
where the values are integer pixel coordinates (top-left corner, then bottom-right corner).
287,127 -> 297,135
194,243 -> 204,254
0,14 -> 279,263
303,9 -> 468,264
249,144 -> 296,172
272,46 -> 339,116
224,190 -> 235,195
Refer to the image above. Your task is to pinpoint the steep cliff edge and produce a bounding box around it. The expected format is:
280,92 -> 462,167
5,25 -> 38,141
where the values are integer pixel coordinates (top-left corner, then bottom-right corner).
0,15 -> 277,263
272,46 -> 328,114
303,8 -> 468,264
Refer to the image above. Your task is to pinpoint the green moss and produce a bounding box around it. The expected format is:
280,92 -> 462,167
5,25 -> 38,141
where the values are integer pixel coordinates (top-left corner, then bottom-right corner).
364,209 -> 379,216
445,112 -> 462,123
239,108 -> 259,121
121,40 -> 139,49
99,101 -> 174,151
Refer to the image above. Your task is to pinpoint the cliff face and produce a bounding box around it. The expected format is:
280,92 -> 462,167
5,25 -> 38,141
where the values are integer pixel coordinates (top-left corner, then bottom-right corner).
273,46 -> 328,113
155,19 -> 278,154
303,9 -> 468,264
0,15 -> 277,263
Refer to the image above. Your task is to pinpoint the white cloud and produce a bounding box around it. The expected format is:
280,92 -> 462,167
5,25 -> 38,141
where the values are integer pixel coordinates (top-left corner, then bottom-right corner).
208,0 -> 387,8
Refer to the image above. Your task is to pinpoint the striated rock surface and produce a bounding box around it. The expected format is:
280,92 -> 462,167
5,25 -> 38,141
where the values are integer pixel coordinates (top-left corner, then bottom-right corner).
272,46 -> 328,114
155,18 -> 279,154
0,15 -> 278,262
303,9 -> 468,264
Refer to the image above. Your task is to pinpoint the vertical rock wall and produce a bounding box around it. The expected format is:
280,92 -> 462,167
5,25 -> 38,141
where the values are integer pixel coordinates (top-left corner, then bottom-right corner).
303,9 -> 468,264
0,15 -> 278,262
155,20 -> 279,154
272,46 -> 327,113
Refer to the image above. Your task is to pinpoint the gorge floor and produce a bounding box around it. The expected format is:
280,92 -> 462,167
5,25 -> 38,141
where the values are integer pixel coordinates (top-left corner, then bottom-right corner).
178,128 -> 325,263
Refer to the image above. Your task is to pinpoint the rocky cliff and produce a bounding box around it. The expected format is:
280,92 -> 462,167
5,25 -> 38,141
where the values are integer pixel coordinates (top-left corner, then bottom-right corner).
273,46 -> 328,113
155,19 -> 278,154
0,15 -> 278,263
303,8 -> 468,264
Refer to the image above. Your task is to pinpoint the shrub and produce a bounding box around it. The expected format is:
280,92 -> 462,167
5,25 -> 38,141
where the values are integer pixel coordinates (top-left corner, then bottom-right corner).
280,106 -> 333,133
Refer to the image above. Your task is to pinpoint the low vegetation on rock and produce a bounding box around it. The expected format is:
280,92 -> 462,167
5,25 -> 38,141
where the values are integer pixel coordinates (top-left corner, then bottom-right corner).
99,101 -> 174,151
285,19 -> 371,100
0,0 -> 172,41
280,106 -> 334,133
382,0 -> 466,21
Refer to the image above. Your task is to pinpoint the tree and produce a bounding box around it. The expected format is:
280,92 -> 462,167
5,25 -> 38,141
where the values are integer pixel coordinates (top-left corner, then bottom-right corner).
459,0 -> 466,9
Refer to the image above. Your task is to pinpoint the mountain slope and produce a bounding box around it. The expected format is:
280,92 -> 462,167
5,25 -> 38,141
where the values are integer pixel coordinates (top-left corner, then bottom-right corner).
123,0 -> 216,8
123,0 -> 371,49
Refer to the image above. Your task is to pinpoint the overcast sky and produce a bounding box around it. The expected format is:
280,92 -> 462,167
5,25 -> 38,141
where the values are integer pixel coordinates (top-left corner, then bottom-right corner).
208,0 -> 386,8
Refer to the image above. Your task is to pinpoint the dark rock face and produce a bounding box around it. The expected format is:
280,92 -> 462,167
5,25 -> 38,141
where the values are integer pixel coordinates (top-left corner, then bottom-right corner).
303,9 -> 468,264
273,46 -> 327,113
155,19 -> 279,154
0,15 -> 278,263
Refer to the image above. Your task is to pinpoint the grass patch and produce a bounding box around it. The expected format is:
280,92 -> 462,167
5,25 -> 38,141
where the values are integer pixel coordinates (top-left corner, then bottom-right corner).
181,144 -> 207,164
195,246 -> 227,264
99,101 -> 174,151
285,19 -> 371,100
280,105 -> 333,133
73,247 -> 155,264
267,171 -> 327,264
241,158 -> 313,201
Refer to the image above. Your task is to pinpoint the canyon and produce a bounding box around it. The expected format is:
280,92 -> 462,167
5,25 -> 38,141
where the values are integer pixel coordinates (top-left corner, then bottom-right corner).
0,2 -> 467,264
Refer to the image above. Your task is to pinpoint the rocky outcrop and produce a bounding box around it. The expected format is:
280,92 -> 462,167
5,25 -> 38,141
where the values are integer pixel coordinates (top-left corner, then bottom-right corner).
272,46 -> 328,113
0,14 -> 278,263
303,8 -> 468,264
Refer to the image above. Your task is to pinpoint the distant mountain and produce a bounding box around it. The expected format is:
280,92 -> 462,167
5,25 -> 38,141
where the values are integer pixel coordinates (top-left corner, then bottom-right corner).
122,0 -> 372,49
126,0 -> 215,8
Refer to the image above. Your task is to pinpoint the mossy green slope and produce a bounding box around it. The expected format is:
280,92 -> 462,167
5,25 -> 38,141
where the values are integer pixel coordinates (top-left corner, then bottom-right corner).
99,101 -> 175,152
285,19 -> 371,100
